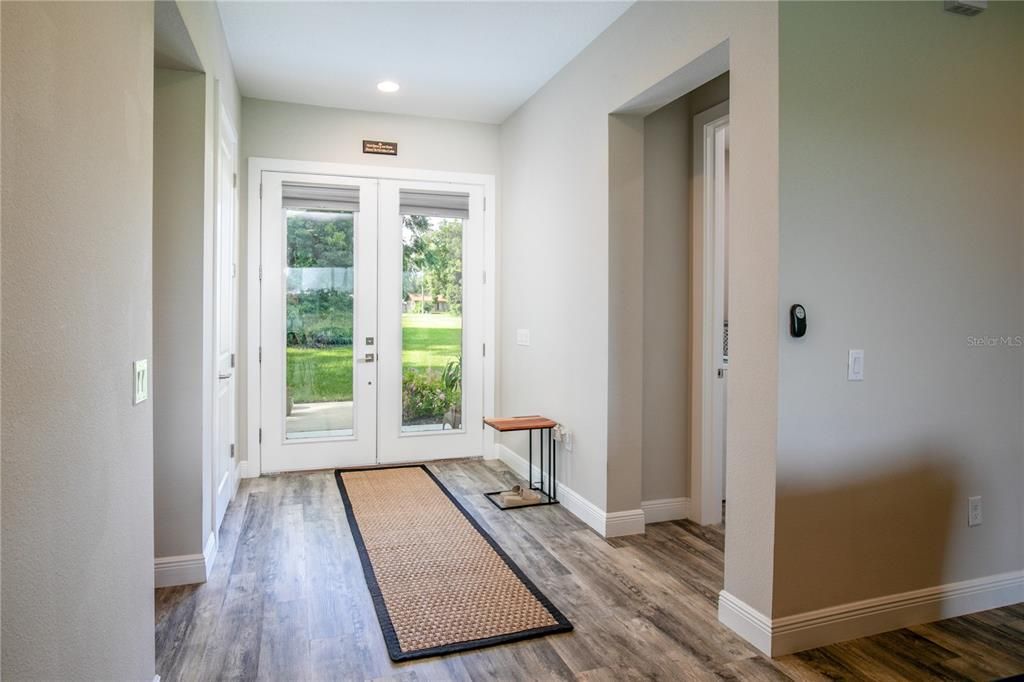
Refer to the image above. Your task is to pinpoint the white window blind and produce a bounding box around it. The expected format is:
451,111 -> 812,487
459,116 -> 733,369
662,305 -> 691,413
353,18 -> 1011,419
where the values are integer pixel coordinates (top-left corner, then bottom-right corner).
399,189 -> 469,219
282,183 -> 360,212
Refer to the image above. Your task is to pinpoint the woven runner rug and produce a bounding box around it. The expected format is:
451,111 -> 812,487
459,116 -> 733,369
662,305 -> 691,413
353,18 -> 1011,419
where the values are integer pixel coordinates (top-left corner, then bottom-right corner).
335,465 -> 573,661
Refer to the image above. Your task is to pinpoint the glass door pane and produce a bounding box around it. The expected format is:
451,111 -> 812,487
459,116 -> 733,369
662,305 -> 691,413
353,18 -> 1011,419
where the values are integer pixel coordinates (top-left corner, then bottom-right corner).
284,207 -> 356,439
376,179 -> 483,465
401,213 -> 464,432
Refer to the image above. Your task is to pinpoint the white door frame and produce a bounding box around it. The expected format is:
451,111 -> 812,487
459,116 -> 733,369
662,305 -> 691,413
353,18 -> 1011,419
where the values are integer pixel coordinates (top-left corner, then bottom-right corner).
690,102 -> 729,525
245,157 -> 497,477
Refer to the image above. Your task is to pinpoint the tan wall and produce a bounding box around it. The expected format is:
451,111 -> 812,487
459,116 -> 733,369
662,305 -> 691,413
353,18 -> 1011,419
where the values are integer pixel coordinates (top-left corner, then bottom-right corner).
500,1 -> 779,613
1,2 -> 156,677
774,0 -> 1024,617
641,75 -> 729,503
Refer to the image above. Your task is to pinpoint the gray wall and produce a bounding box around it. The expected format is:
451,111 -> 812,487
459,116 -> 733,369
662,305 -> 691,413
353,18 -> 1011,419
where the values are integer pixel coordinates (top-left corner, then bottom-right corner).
641,75 -> 729,503
152,0 -> 241,571
154,68 -> 207,559
500,1 -> 779,613
775,1 -> 1024,617
1,2 -> 156,678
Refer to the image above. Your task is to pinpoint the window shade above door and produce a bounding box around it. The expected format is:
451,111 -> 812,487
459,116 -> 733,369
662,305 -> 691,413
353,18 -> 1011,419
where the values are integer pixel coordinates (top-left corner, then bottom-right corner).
399,189 -> 470,219
282,183 -> 361,212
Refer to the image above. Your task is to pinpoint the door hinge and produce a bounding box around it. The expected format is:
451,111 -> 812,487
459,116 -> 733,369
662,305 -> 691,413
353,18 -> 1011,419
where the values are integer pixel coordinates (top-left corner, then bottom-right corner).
258,265 -> 263,281
259,183 -> 263,199
258,346 -> 262,363
233,173 -> 237,189
230,443 -> 236,459
483,343 -> 486,357
230,353 -> 236,368
482,270 -> 487,284
258,428 -> 262,444
483,196 -> 487,211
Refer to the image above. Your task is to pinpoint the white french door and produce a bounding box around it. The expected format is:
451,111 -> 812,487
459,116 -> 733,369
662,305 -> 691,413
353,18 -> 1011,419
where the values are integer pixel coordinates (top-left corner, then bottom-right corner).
261,173 -> 379,471
258,171 -> 484,472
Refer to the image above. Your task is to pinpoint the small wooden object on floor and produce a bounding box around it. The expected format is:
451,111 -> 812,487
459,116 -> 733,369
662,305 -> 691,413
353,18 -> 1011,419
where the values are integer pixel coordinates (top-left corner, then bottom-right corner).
483,415 -> 560,510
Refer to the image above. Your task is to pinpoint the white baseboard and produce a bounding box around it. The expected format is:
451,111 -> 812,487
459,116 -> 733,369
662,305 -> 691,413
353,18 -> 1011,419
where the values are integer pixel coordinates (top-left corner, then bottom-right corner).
238,460 -> 259,479
496,444 -> 644,538
154,531 -> 218,588
720,570 -> 1024,657
771,569 -> 1024,655
718,590 -> 773,655
155,553 -> 207,588
605,509 -> 646,537
641,497 -> 690,524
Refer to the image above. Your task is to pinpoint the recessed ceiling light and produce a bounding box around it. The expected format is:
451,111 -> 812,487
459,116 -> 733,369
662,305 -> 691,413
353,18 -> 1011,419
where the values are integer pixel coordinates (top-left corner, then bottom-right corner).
377,80 -> 400,93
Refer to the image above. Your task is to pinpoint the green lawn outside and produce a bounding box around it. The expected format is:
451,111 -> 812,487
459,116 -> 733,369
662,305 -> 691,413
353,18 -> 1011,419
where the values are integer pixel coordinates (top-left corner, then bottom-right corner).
286,313 -> 462,403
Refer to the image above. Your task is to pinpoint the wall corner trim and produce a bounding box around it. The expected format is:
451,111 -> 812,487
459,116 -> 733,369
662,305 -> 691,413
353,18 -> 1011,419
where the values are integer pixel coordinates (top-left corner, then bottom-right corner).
203,531 -> 218,579
720,570 -> 1024,657
641,497 -> 691,524
718,590 -> 773,656
496,443 -> 643,538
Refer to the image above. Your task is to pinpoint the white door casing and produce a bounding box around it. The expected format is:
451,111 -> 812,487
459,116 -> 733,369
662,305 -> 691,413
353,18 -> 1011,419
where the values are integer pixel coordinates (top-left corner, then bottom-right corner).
246,159 -> 496,476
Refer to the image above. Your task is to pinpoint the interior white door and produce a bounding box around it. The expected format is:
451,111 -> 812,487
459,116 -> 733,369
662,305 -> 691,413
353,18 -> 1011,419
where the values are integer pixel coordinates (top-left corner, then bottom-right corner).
260,172 -> 378,472
711,123 -> 729,509
213,112 -> 238,530
376,180 -> 484,463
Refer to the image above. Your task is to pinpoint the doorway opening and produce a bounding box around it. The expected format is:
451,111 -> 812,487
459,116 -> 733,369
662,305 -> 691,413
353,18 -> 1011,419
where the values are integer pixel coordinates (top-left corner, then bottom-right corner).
249,161 -> 495,474
630,72 -> 730,529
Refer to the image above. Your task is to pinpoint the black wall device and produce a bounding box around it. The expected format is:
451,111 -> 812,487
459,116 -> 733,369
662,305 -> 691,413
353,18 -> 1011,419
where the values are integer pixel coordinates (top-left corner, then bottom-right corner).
790,304 -> 807,338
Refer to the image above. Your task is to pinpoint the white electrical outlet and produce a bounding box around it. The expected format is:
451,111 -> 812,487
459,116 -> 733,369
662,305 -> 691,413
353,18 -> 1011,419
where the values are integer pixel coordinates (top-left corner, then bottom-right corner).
968,496 -> 983,527
554,425 -> 573,452
516,328 -> 531,346
133,359 -> 149,405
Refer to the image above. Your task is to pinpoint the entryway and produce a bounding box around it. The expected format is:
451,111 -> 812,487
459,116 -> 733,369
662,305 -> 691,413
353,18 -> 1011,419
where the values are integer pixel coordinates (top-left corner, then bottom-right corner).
255,163 -> 492,473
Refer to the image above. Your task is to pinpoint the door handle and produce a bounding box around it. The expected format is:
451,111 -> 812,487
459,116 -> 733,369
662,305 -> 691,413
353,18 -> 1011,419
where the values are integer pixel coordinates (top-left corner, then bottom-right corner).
359,353 -> 375,363
219,372 -> 233,380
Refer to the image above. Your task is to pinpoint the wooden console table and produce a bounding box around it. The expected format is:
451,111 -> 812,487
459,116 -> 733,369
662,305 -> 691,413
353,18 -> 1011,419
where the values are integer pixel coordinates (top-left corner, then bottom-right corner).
483,415 -> 559,510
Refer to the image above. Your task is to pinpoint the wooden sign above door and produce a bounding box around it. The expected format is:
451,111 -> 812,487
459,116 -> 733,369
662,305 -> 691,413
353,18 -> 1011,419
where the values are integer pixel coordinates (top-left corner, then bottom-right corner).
363,140 -> 398,156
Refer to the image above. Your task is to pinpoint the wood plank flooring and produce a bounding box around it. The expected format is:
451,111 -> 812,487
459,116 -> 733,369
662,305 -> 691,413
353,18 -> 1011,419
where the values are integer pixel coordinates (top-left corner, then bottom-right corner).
155,459 -> 1024,681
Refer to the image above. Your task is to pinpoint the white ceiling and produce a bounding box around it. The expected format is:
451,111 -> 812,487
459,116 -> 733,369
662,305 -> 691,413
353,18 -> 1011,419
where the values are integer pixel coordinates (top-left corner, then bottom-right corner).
217,1 -> 632,125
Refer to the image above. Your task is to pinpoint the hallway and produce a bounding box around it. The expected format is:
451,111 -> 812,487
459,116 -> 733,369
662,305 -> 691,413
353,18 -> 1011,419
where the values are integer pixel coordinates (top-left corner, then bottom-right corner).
155,461 -> 1024,681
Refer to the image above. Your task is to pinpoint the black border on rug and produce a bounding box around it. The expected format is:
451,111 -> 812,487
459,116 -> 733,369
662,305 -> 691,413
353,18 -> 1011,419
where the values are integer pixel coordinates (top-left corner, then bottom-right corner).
334,464 -> 574,662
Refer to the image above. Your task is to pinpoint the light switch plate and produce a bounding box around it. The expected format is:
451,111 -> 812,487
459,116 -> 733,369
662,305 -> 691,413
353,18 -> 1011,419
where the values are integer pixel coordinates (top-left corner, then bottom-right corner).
968,496 -> 983,527
848,349 -> 864,381
133,359 -> 149,405
516,329 -> 531,346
